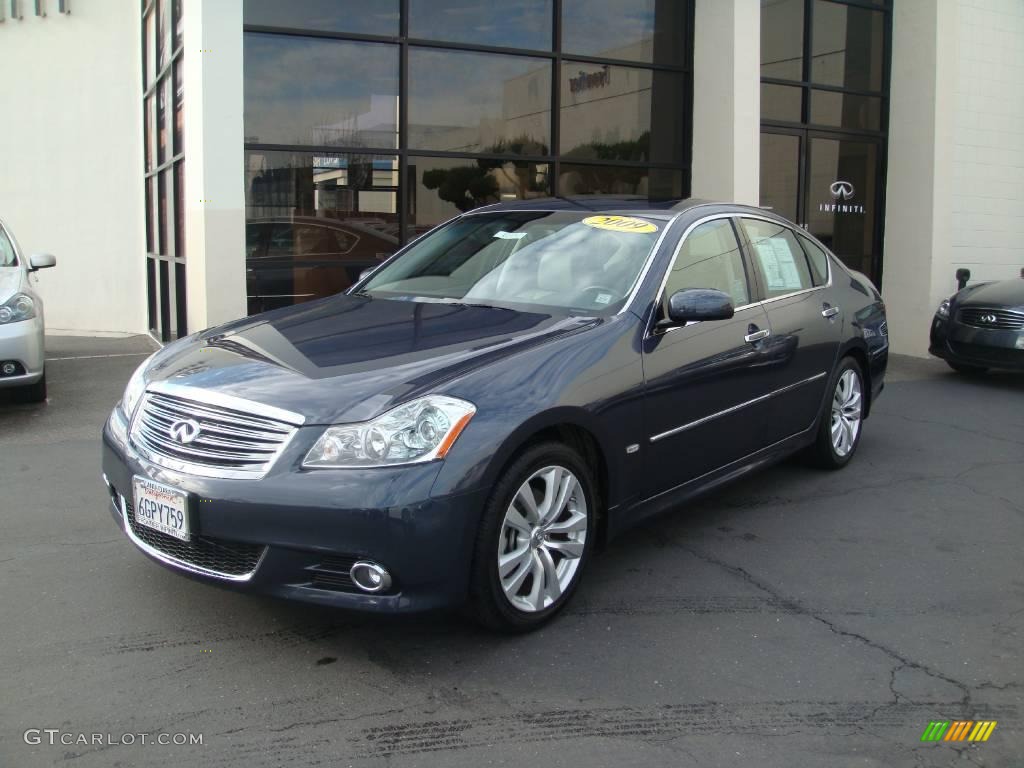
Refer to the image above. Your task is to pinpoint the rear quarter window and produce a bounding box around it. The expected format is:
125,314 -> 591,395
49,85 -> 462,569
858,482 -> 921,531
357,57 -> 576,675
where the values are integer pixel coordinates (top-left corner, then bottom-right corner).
797,233 -> 830,286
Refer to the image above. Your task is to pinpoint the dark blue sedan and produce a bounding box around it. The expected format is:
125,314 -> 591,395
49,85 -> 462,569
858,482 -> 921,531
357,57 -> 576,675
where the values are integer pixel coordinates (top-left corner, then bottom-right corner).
102,198 -> 888,631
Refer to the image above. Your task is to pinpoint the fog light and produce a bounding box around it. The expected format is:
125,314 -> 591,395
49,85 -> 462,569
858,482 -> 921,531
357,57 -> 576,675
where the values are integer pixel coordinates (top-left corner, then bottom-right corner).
1,362 -> 17,376
349,561 -> 392,593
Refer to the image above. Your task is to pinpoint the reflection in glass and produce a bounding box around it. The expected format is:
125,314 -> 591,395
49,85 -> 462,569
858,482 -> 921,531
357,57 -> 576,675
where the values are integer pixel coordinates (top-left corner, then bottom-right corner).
759,133 -> 800,223
558,164 -> 682,199
761,83 -> 802,123
760,0 -> 804,81
409,0 -> 552,50
560,63 -> 684,165
244,34 -> 399,148
407,156 -> 550,236
158,171 -> 168,256
562,0 -> 686,65
243,0 -> 400,36
174,0 -> 183,50
158,0 -> 172,70
807,137 -> 877,276
810,90 -> 882,131
245,150 -> 400,314
812,1 -> 884,92
408,49 -> 551,154
173,59 -> 184,155
156,80 -> 167,165
145,10 -> 156,88
145,178 -> 154,253
174,162 -> 185,259
145,94 -> 155,171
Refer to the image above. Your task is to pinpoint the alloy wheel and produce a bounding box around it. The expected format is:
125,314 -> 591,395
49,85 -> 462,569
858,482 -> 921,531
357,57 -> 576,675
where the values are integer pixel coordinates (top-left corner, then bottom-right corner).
497,465 -> 588,613
830,368 -> 862,457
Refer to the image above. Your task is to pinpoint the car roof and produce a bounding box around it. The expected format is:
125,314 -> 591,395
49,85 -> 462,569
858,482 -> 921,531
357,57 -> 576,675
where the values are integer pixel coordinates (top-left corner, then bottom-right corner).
470,196 -> 788,223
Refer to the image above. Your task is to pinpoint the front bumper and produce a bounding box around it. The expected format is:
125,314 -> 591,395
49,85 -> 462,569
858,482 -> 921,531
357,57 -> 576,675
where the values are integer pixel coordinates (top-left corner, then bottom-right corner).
0,316 -> 44,387
102,408 -> 488,613
929,316 -> 1024,370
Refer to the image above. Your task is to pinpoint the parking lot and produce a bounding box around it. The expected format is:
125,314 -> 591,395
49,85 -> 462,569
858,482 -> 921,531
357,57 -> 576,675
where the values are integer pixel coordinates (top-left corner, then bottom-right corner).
1,335 -> 1021,767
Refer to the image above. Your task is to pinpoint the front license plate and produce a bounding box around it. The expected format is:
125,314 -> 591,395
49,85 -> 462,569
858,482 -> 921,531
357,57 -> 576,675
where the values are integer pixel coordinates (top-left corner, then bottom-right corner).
132,477 -> 190,542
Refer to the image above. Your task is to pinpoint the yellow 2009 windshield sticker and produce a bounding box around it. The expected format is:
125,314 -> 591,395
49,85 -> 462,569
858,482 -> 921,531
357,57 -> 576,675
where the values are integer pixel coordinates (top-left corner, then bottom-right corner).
582,215 -> 658,234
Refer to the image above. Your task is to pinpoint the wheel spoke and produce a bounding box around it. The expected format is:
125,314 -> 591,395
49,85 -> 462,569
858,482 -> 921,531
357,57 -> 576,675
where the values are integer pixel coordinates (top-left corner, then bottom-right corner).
546,510 -> 587,534
515,484 -> 539,523
543,471 -> 576,526
538,547 -> 561,604
544,537 -> 584,560
504,507 -> 532,535
498,545 -> 531,579
534,467 -> 560,524
526,552 -> 545,611
502,551 -> 532,595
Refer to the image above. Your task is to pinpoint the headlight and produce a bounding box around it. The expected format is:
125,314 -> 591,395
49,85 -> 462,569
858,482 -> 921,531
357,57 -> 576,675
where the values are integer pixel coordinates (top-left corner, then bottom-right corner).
936,298 -> 951,318
0,293 -> 37,324
303,395 -> 476,468
120,354 -> 154,419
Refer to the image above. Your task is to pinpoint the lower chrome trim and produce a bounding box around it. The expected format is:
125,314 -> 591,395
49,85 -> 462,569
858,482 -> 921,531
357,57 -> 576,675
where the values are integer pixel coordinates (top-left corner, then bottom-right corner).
649,371 -> 829,443
113,488 -> 263,583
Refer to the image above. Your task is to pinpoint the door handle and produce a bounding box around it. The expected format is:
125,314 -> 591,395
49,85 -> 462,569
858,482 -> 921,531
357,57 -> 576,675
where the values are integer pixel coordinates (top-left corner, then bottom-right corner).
822,306 -> 840,319
744,328 -> 770,343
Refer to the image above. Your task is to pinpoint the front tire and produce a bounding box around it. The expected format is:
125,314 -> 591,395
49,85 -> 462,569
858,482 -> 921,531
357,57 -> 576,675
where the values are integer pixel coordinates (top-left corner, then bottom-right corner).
468,442 -> 596,632
807,357 -> 864,470
13,371 -> 47,403
947,361 -> 988,375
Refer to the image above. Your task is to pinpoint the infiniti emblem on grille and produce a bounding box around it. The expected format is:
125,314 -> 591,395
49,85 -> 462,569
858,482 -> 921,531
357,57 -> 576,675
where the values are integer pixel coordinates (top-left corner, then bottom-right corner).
980,313 -> 997,324
169,418 -> 201,444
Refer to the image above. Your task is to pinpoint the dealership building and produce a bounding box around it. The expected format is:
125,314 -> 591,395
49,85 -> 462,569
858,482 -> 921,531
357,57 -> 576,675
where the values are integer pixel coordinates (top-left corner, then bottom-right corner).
1,0 -> 1022,357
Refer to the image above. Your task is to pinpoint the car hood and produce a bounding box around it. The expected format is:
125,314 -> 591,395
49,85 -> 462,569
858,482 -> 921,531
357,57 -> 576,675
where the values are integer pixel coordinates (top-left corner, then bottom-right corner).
145,295 -> 599,425
958,280 -> 1024,310
0,267 -> 23,303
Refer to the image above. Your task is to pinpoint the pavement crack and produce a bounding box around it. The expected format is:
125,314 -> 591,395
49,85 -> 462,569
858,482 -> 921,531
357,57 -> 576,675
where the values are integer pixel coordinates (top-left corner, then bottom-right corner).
672,540 -> 974,714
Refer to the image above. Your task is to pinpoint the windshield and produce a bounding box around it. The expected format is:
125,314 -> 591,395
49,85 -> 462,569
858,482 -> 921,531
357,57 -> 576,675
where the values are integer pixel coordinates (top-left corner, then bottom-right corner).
0,227 -> 17,267
359,211 -> 664,314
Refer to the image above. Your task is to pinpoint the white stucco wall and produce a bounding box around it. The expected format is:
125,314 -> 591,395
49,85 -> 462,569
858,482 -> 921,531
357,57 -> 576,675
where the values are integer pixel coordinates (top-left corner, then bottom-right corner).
0,1 -> 146,335
691,0 -> 761,205
183,0 -> 247,332
950,0 -> 1024,284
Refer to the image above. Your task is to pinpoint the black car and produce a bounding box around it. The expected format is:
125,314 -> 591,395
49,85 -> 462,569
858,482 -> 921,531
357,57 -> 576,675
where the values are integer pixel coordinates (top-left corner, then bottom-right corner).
102,198 -> 888,632
930,279 -> 1024,373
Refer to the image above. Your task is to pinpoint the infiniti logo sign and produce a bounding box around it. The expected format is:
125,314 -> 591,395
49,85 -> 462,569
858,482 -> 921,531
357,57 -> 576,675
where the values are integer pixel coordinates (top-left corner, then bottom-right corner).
169,418 -> 201,444
820,179 -> 865,215
830,180 -> 855,200
980,314 -> 997,324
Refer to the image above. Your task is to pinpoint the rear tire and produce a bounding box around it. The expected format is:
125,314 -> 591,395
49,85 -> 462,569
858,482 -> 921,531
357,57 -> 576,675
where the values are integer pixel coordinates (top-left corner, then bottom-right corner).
13,371 -> 47,403
807,357 -> 864,470
947,361 -> 988,375
468,442 -> 596,633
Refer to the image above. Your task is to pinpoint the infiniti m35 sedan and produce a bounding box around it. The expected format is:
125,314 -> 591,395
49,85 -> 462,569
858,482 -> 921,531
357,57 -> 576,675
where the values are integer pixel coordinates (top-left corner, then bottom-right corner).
102,198 -> 888,631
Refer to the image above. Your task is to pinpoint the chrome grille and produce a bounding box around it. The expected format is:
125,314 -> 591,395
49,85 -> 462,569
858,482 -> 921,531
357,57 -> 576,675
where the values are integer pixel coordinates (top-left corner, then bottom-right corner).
958,307 -> 1024,331
130,390 -> 298,478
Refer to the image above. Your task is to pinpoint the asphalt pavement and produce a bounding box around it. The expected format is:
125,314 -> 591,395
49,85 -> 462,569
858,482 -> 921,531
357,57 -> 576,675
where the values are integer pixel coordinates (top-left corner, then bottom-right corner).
1,336 -> 1021,767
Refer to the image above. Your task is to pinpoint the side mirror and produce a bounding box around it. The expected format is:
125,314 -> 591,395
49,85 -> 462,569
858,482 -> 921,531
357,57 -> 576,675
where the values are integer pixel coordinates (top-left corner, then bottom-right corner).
663,288 -> 734,327
358,267 -> 376,282
28,253 -> 57,271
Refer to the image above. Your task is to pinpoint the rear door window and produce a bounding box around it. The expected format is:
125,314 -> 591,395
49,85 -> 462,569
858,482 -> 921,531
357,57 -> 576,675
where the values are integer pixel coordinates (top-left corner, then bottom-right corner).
740,218 -> 814,299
